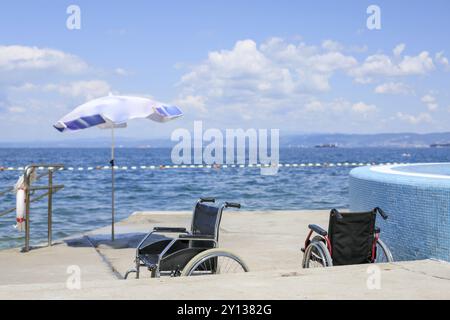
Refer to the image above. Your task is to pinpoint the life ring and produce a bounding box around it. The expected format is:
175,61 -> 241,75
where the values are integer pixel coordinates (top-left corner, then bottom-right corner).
15,188 -> 26,231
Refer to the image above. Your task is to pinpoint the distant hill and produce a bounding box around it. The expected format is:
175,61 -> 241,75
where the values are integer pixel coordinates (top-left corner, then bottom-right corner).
0,137 -> 172,148
2,132 -> 450,148
281,132 -> 450,148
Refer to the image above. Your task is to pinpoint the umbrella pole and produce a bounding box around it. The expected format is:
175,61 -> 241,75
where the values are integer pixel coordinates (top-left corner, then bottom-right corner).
111,127 -> 115,241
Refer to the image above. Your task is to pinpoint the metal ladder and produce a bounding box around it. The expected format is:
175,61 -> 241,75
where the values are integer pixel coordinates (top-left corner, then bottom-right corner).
0,164 -> 64,252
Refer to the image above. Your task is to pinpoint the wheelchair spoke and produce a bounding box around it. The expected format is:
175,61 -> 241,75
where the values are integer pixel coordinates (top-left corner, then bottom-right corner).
208,257 -> 213,273
309,247 -> 326,267
303,238 -> 332,268
185,251 -> 248,276
221,256 -> 240,274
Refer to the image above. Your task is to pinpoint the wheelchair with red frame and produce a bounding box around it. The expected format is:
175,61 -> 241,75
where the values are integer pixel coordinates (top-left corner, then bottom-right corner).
302,207 -> 393,268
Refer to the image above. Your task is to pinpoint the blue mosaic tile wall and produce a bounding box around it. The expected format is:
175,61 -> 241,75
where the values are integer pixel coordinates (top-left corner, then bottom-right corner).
349,165 -> 450,262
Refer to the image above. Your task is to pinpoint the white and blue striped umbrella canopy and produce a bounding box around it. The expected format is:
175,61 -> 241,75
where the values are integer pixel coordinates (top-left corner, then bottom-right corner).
53,95 -> 183,132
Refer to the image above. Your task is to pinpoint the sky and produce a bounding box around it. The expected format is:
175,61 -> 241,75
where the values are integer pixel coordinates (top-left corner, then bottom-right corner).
0,0 -> 449,142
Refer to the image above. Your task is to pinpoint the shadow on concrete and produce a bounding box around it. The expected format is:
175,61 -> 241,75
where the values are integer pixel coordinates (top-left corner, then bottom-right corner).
64,233 -> 147,249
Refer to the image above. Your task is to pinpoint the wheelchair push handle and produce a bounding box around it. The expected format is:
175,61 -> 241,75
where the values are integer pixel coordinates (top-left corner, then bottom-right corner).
200,197 -> 215,203
330,208 -> 343,219
225,202 -> 241,209
375,207 -> 388,220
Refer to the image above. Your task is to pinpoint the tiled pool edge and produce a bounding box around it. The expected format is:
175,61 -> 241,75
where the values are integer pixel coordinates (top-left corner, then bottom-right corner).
349,164 -> 450,262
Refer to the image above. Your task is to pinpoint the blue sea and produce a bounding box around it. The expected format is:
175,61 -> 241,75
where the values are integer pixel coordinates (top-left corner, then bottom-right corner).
1,147 -> 449,249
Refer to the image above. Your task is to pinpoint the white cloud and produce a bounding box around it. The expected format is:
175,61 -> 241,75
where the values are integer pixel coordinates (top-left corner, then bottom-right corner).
179,38 -> 358,112
421,94 -> 438,111
321,40 -> 344,52
352,102 -> 377,113
399,52 -> 435,74
0,45 -> 88,73
307,51 -> 358,73
304,100 -> 324,112
45,81 -> 110,100
302,98 -> 376,117
114,68 -> 128,76
349,46 -> 435,82
294,98 -> 382,131
397,112 -> 432,124
8,106 -> 25,113
393,43 -> 406,57
176,38 -> 450,130
9,80 -> 111,100
262,38 -> 358,74
174,94 -> 208,113
374,82 -> 412,95
8,82 -> 38,91
321,40 -> 367,53
435,51 -> 449,70
421,94 -> 435,104
347,44 -> 368,53
179,39 -> 442,117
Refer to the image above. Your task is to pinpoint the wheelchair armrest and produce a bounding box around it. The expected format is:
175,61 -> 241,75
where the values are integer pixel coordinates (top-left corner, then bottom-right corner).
225,202 -> 241,209
308,224 -> 328,236
153,227 -> 188,233
179,233 -> 215,240
374,207 -> 388,220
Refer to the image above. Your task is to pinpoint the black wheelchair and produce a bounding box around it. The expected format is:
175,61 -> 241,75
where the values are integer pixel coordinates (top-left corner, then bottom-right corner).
302,207 -> 393,268
125,198 -> 249,278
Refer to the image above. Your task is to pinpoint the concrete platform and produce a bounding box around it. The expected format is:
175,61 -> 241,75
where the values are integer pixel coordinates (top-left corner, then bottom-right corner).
0,236 -> 116,285
0,210 -> 449,299
1,260 -> 449,300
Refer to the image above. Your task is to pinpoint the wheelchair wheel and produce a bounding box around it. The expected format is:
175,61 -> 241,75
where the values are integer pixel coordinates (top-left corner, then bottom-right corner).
375,239 -> 394,263
182,248 -> 249,276
302,236 -> 333,268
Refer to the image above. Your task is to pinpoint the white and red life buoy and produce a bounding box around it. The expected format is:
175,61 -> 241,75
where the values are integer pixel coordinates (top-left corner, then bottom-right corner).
15,188 -> 26,231
14,169 -> 35,232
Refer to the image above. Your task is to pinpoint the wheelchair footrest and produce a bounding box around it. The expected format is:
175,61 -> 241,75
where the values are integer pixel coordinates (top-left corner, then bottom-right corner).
139,254 -> 159,269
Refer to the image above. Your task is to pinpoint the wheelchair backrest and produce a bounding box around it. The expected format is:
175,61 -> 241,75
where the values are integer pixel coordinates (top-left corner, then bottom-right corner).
191,202 -> 222,241
328,209 -> 377,266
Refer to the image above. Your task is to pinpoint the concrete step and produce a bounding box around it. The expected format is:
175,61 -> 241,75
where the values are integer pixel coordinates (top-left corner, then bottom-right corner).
0,260 -> 449,299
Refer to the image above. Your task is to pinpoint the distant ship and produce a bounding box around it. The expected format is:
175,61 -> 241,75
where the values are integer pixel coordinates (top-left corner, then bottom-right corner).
402,153 -> 411,157
314,143 -> 337,148
430,143 -> 450,148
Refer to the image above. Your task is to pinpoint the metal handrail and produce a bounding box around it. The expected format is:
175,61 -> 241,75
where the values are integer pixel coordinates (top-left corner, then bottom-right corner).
0,185 -> 65,216
0,164 -> 64,252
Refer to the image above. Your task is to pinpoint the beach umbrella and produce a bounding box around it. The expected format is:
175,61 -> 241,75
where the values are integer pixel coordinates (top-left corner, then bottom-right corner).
53,95 -> 183,240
